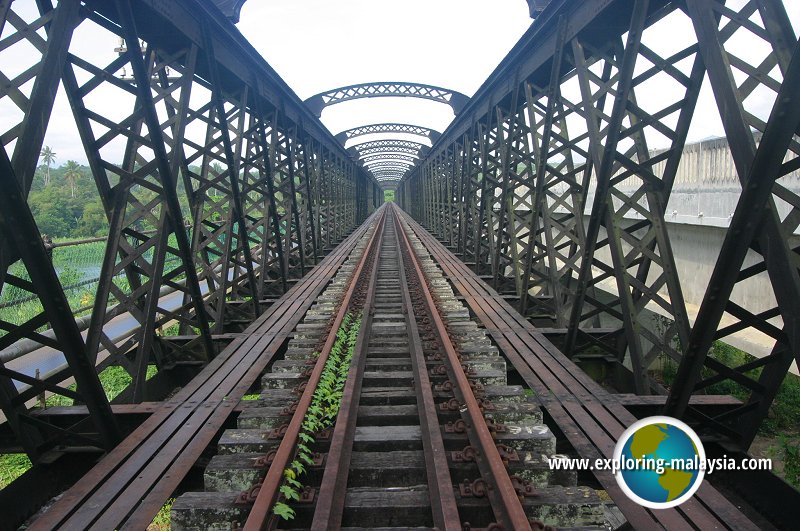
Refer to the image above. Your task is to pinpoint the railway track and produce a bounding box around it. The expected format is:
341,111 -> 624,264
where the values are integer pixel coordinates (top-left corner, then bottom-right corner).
172,205 -> 605,530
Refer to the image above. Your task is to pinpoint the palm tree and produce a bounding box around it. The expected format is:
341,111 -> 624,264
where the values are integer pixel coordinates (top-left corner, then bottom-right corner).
210,162 -> 223,198
40,146 -> 56,186
63,160 -> 82,198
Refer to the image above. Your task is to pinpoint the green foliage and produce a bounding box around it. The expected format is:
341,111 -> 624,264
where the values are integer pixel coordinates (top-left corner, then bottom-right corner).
273,311 -> 361,520
241,394 -> 260,401
63,160 -> 83,198
158,324 -> 181,337
0,454 -> 32,490
40,364 -> 158,408
383,190 -> 395,202
659,341 -> 800,434
97,365 -> 133,401
781,438 -> 800,490
273,502 -> 295,520
28,185 -> 75,237
77,199 -> 109,236
149,497 -> 175,530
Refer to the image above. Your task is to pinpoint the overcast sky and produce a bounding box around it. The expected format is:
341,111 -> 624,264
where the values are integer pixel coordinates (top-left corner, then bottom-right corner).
236,0 -> 531,144
235,0 -> 800,152
1,0 -> 798,165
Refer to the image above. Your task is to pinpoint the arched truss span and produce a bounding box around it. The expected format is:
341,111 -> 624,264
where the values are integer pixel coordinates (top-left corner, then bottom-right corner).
364,163 -> 413,172
305,82 -> 469,117
364,166 -> 414,175
374,172 -> 405,179
372,168 -> 407,176
363,158 -> 415,168
369,167 -> 409,178
356,146 -> 421,159
361,153 -> 417,165
351,139 -> 428,153
335,123 -> 442,144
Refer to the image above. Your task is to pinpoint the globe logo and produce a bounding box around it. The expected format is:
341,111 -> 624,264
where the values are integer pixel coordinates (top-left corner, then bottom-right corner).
613,416 -> 706,509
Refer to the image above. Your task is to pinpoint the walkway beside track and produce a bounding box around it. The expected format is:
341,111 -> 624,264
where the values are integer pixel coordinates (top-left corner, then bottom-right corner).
396,208 -> 759,531
29,212 -> 379,531
30,205 -> 759,530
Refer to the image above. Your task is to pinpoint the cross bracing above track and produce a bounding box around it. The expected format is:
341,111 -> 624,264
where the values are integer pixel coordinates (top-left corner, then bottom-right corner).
373,171 -> 406,180
335,123 -> 442,144
305,82 -> 470,117
361,153 -> 418,166
350,139 -> 430,153
355,145 -> 423,159
363,162 -> 415,172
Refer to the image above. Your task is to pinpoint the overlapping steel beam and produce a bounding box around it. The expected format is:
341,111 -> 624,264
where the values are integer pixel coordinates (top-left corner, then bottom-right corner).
356,146 -> 423,159
351,139 -> 429,152
335,123 -> 442,144
362,153 -> 417,166
398,0 -> 800,448
0,0 -> 381,461
305,82 -> 469,117
364,162 -> 414,172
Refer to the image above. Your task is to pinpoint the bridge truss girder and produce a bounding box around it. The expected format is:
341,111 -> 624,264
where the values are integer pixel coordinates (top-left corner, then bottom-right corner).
335,123 -> 442,144
398,0 -> 800,450
305,82 -> 469,117
355,146 -> 423,160
363,162 -> 414,172
350,139 -> 429,153
0,0 -> 380,460
362,153 -> 417,166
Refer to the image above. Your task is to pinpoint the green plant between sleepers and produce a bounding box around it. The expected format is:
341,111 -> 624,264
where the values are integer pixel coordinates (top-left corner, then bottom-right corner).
273,311 -> 361,520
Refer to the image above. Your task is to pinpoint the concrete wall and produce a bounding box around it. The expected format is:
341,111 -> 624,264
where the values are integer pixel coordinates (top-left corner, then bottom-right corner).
585,135 -> 799,369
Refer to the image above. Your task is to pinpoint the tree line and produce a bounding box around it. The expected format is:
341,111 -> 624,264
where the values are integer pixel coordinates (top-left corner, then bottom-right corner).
30,147 -> 204,239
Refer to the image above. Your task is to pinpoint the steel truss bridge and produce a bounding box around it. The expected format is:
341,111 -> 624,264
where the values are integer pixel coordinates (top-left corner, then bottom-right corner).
1,0 -> 800,528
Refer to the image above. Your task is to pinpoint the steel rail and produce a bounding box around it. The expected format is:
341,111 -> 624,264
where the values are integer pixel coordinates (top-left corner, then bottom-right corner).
393,204 -> 532,530
394,213 -> 461,530
243,207 -> 388,531
309,200 -> 386,529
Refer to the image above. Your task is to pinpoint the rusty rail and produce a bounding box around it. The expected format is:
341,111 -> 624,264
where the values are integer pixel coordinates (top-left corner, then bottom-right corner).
395,213 -> 462,530
243,208 -> 387,531
393,204 -> 532,530
309,205 -> 386,528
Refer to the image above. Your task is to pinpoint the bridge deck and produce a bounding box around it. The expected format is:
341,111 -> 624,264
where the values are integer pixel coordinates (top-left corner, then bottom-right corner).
29,210 -> 758,530
398,210 -> 758,530
28,220 -> 372,530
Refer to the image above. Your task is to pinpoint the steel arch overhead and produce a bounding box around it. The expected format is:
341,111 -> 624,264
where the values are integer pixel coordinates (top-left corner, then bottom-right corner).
351,139 -> 429,153
369,172 -> 410,180
361,153 -> 417,165
335,123 -> 442,144
364,163 -> 414,173
396,0 -> 800,448
373,172 -> 406,180
356,146 -> 423,159
305,82 -> 470,117
363,160 -> 416,170
373,170 -> 404,178
370,165 -> 409,173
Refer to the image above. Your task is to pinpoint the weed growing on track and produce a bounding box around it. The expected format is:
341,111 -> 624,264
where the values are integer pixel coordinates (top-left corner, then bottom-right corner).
273,311 -> 361,521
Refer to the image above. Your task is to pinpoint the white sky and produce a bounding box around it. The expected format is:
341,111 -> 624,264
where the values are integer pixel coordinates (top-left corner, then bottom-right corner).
236,0 -> 531,141
1,0 -> 799,167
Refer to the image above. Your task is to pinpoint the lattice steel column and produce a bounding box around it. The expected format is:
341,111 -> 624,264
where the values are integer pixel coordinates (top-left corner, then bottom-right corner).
666,0 -> 800,448
565,0 -> 703,393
